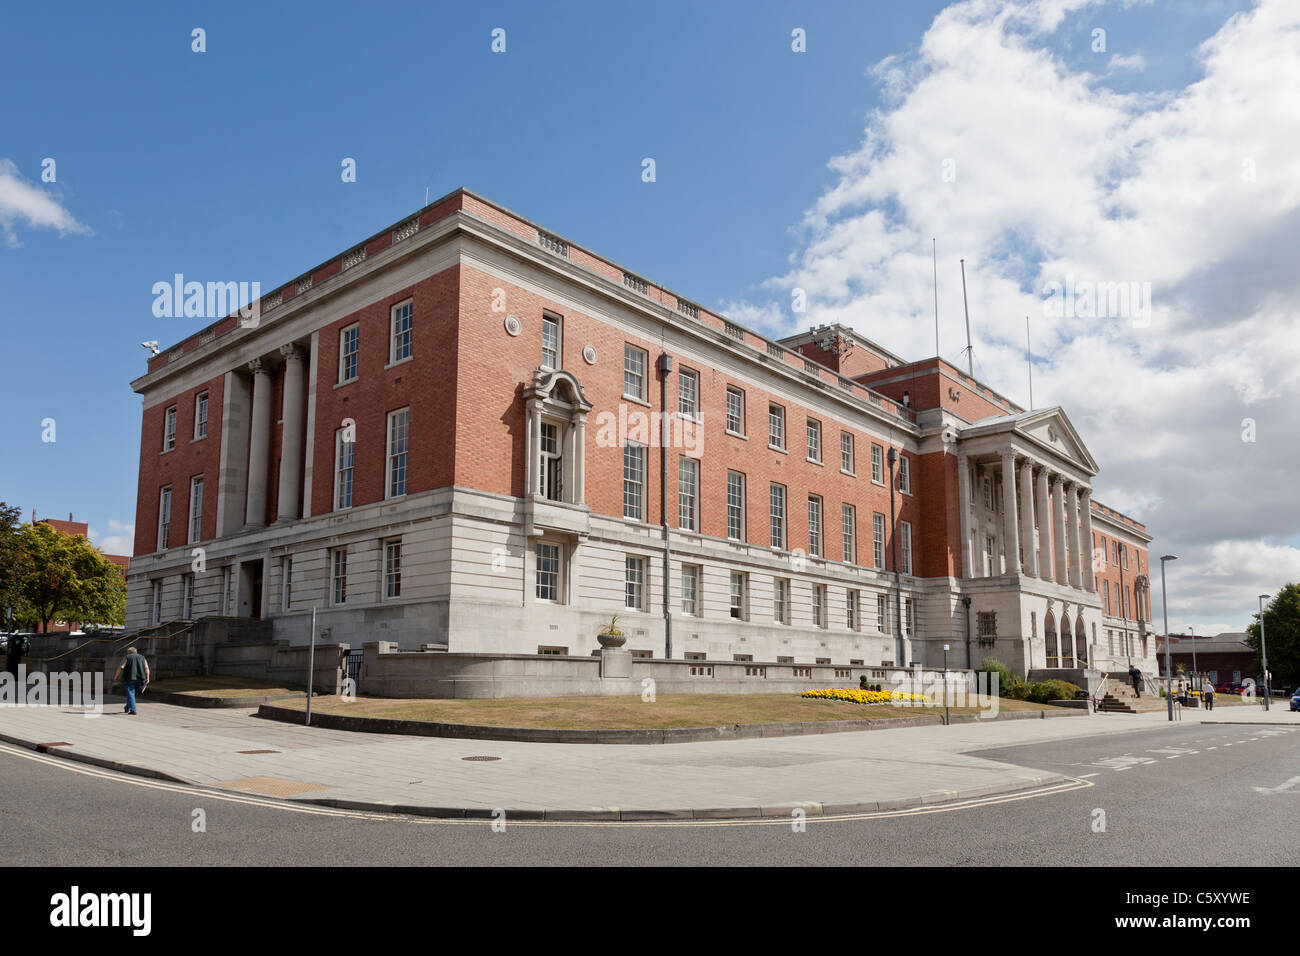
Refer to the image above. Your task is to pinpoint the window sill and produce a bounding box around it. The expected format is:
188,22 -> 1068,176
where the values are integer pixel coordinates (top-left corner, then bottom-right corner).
334,378 -> 358,391
841,469 -> 855,477
768,444 -> 787,455
159,447 -> 175,456
384,356 -> 413,371
725,430 -> 747,440
806,458 -> 823,466
622,394 -> 652,409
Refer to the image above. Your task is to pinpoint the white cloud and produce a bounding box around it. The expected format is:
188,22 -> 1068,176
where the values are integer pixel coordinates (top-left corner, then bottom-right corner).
730,0 -> 1300,631
1107,52 -> 1147,71
90,519 -> 134,557
0,158 -> 92,247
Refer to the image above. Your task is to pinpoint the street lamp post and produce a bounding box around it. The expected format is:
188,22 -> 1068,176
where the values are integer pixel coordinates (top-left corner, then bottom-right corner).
1258,594 -> 1271,712
1160,555 -> 1177,722
943,643 -> 950,725
1188,625 -> 1197,689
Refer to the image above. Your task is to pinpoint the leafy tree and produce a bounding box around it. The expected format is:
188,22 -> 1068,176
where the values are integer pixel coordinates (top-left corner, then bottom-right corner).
0,502 -> 27,626
1246,583 -> 1300,690
12,522 -> 126,633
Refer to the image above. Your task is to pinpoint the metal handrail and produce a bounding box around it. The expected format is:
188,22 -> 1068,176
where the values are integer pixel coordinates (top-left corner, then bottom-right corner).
29,619 -> 198,665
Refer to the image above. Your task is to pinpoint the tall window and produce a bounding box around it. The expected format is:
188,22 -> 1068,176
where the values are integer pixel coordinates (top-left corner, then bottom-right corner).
840,432 -> 854,473
726,470 -> 745,540
729,571 -> 747,620
812,584 -> 826,628
339,324 -> 360,383
181,573 -> 194,619
681,564 -> 700,616
188,476 -> 203,544
624,442 -> 646,520
768,403 -> 785,449
384,539 -> 402,598
151,580 -> 162,625
536,542 -> 561,601
769,483 -> 787,549
283,556 -> 293,611
157,486 -> 172,550
899,455 -> 912,494
901,521 -> 913,574
540,421 -> 563,501
163,406 -> 177,451
625,556 -> 645,610
386,408 -> 409,498
194,392 -> 208,440
773,578 -> 789,624
541,313 -> 561,368
678,367 -> 699,419
678,456 -> 698,531
725,386 -> 745,435
806,418 -> 822,462
331,547 -> 348,605
846,589 -> 859,631
842,504 -> 856,564
871,443 -> 884,483
985,535 -> 995,576
877,594 -> 889,633
390,300 -> 413,363
808,495 -> 823,558
905,598 -> 914,635
623,344 -> 647,400
873,512 -> 886,568
335,427 -> 355,510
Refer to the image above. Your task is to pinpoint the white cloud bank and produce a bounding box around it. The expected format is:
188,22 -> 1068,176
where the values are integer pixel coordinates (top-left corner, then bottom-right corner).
726,0 -> 1300,632
90,519 -> 134,558
0,158 -> 92,247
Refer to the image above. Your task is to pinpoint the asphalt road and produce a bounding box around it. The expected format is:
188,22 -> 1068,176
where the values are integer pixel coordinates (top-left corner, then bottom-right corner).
2,721 -> 1295,866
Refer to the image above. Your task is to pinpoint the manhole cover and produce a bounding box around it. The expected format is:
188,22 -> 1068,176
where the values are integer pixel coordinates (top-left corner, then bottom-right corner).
461,755 -> 501,762
236,749 -> 280,754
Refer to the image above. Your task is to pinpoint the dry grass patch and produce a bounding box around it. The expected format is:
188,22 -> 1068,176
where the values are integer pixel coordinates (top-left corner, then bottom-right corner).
275,692 -> 1064,730
150,675 -> 304,698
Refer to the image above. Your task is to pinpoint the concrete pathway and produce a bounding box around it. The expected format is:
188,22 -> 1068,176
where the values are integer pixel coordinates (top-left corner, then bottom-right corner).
2,699 -> 1294,821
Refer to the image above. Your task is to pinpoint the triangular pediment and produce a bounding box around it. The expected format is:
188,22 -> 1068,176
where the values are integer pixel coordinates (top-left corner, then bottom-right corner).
959,407 -> 1098,474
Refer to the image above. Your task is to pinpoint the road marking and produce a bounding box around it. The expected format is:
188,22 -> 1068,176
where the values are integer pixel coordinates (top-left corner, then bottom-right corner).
1079,773 -> 1099,778
0,742 -> 1092,829
1207,746 -> 1217,750
1252,775 -> 1300,796
1114,767 -> 1130,772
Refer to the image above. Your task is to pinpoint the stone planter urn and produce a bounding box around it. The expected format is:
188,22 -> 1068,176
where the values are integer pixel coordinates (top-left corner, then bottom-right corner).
596,615 -> 627,648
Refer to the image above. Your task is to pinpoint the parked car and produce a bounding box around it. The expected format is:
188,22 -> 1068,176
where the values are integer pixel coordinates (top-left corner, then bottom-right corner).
1289,689 -> 1299,712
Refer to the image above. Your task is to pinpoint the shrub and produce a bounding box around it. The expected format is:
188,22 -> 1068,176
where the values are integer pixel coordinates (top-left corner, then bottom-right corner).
1005,679 -> 1031,700
1028,679 -> 1082,703
860,674 -> 869,689
977,658 -> 1016,698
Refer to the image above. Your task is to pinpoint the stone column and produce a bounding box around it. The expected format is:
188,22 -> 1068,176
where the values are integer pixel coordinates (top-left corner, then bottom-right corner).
957,454 -> 974,578
276,345 -> 305,521
1036,469 -> 1052,581
244,358 -> 273,528
525,400 -> 540,496
1079,488 -> 1096,592
1019,459 -> 1037,578
1001,449 -> 1020,575
1051,475 -> 1068,586
573,411 -> 587,506
1066,482 -> 1082,588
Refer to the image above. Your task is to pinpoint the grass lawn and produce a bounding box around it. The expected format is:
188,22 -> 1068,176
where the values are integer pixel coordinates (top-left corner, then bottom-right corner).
148,675 -> 305,699
272,692 -> 1066,730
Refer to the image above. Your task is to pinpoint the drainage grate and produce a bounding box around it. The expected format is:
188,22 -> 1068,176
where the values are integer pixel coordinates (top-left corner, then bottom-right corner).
461,755 -> 501,762
236,749 -> 280,755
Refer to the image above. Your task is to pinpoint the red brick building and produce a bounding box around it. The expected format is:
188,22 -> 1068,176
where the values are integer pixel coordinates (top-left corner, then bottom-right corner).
125,189 -> 1156,676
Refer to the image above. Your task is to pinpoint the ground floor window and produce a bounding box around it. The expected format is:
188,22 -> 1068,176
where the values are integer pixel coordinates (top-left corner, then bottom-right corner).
331,548 -> 348,605
536,542 -> 562,602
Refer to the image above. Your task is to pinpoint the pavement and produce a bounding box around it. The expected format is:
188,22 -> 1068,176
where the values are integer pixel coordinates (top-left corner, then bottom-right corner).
2,696 -> 1295,821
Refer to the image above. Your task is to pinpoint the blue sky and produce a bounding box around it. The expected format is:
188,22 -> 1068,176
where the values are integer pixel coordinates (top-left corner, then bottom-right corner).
3,0 -> 1292,633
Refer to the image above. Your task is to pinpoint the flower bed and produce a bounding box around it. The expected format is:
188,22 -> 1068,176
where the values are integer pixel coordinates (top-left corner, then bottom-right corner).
801,688 -> 931,706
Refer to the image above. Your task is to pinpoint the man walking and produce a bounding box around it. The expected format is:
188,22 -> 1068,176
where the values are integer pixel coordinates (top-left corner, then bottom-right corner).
113,646 -> 150,715
1129,665 -> 1142,698
1202,678 -> 1216,711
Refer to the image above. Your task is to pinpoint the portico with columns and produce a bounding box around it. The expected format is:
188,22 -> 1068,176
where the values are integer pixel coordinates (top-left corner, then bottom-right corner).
949,408 -> 1112,678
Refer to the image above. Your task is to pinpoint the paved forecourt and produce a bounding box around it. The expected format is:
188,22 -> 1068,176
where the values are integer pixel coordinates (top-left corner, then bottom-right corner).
1,700 -> 1294,820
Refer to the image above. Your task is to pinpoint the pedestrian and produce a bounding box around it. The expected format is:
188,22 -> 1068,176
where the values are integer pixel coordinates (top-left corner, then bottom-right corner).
1202,678 -> 1215,711
1129,665 -> 1142,698
113,646 -> 150,715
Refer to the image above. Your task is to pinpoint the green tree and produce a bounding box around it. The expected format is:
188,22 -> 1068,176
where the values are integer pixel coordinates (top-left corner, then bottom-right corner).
1246,584 -> 1300,690
0,502 -> 27,626
12,522 -> 126,633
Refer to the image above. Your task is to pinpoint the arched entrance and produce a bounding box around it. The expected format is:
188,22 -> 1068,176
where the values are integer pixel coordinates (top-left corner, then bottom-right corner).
1044,611 -> 1058,667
